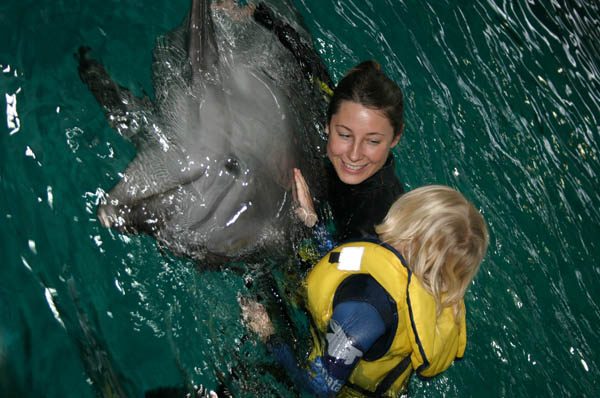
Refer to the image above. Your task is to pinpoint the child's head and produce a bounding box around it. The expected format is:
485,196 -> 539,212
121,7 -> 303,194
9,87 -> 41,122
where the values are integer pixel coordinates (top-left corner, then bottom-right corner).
375,185 -> 489,318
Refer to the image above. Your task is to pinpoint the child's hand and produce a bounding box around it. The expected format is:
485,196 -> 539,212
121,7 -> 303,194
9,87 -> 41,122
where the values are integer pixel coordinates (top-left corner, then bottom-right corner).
238,296 -> 274,341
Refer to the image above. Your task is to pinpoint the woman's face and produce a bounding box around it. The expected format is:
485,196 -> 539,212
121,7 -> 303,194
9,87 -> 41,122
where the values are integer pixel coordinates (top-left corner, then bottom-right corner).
327,101 -> 400,185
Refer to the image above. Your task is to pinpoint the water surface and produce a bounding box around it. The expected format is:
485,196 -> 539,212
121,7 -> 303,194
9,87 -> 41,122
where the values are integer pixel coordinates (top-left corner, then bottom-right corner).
1,0 -> 599,396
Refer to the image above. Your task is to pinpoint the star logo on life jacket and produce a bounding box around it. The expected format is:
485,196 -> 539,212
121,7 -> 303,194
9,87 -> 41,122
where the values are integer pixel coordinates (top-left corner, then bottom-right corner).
326,319 -> 363,365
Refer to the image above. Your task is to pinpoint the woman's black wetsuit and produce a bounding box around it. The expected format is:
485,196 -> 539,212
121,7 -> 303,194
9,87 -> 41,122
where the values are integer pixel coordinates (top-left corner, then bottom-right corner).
327,155 -> 403,241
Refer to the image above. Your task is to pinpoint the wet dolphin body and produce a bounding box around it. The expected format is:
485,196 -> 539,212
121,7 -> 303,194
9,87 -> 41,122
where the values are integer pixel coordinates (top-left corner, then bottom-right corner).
78,0 -> 327,262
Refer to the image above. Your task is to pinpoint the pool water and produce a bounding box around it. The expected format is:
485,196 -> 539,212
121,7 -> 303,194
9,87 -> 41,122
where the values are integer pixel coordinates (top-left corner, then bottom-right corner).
1,0 -> 599,396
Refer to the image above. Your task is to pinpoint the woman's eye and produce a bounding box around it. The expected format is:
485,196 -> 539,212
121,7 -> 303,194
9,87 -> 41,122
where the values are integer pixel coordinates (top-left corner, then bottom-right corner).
368,140 -> 381,145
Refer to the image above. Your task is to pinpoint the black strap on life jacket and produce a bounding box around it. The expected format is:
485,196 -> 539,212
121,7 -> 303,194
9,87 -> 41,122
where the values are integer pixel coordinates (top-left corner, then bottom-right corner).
374,355 -> 412,395
328,251 -> 340,263
343,355 -> 411,397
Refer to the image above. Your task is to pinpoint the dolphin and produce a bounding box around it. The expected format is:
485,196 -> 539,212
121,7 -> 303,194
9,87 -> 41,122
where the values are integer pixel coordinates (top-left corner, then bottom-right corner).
77,0 -> 328,262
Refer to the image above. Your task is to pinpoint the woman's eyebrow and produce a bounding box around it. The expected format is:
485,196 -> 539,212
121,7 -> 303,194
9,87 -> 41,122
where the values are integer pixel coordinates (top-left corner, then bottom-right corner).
334,123 -> 353,131
334,125 -> 386,136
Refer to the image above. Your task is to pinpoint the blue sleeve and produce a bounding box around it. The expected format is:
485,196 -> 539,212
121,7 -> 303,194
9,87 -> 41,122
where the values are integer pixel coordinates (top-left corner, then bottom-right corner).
313,221 -> 337,255
268,301 -> 386,396
297,221 -> 337,265
317,302 -> 386,391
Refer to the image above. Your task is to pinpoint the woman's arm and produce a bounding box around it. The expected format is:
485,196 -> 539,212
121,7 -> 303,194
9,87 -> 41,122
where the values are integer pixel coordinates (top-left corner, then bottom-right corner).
252,2 -> 333,89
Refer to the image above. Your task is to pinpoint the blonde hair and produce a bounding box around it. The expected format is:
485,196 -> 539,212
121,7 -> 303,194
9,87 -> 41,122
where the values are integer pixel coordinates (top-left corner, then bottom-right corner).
375,185 -> 489,320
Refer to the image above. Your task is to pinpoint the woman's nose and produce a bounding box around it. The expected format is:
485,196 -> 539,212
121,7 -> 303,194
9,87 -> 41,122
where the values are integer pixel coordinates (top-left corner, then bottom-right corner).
348,142 -> 361,161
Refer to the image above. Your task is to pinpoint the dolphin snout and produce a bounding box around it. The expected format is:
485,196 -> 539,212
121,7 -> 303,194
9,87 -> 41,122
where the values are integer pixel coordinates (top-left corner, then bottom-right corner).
97,205 -> 116,228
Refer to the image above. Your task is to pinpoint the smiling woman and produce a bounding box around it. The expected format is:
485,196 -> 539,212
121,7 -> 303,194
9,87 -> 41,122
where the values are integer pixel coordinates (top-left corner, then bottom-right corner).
296,60 -> 405,241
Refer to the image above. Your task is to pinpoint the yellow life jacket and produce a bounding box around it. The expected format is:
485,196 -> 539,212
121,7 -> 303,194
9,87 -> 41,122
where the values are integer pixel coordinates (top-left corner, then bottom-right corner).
305,241 -> 467,397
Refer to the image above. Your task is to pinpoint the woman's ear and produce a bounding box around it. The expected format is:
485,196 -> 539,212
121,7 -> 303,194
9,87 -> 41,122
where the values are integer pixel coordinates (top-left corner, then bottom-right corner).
325,124 -> 330,136
391,123 -> 405,147
391,133 -> 401,148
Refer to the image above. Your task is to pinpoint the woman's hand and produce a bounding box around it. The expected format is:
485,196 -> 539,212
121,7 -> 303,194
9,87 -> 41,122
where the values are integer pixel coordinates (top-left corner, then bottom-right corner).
293,168 -> 318,227
238,296 -> 274,342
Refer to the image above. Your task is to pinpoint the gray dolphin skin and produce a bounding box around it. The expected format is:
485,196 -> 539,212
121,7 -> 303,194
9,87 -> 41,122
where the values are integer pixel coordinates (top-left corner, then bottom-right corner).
78,0 -> 327,261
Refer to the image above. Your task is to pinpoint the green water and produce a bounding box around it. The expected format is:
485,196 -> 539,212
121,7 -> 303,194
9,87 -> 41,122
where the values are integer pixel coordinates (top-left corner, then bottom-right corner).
1,0 -> 599,396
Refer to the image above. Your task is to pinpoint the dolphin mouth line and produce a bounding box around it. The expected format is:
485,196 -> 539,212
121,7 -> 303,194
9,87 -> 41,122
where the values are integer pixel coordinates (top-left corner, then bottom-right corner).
97,173 -> 205,230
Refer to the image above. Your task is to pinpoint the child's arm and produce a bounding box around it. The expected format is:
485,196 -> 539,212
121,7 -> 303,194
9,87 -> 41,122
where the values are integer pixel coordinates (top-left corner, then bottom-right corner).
240,298 -> 386,396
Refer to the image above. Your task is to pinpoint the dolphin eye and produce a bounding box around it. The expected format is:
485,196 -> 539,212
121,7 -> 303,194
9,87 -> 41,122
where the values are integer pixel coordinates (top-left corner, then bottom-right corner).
224,157 -> 241,176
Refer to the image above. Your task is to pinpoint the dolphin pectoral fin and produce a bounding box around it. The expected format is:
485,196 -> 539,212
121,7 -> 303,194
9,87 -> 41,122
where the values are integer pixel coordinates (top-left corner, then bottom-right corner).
76,47 -> 154,142
188,0 -> 219,81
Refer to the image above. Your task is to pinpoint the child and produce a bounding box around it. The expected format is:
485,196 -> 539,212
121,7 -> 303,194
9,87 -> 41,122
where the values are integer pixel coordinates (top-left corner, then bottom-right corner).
241,185 -> 489,397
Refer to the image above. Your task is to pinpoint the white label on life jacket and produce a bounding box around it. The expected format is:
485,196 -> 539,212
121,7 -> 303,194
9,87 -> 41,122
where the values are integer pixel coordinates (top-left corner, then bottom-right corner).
337,246 -> 364,271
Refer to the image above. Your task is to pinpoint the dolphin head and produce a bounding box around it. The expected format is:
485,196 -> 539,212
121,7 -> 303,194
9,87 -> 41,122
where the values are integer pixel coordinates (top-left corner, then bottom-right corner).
88,0 -> 326,262
98,65 -> 299,259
